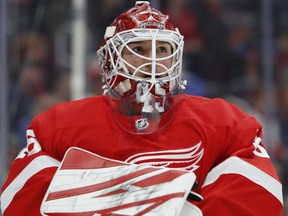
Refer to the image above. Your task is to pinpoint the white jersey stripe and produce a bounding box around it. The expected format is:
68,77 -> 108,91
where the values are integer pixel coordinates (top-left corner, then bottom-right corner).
1,156 -> 60,212
202,156 -> 283,205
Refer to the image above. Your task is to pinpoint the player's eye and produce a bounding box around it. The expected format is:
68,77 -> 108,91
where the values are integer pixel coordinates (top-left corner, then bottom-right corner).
156,43 -> 172,57
132,46 -> 145,55
157,46 -> 168,53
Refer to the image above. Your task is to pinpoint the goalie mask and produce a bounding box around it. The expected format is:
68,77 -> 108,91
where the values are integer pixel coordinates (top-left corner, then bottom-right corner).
97,1 -> 186,134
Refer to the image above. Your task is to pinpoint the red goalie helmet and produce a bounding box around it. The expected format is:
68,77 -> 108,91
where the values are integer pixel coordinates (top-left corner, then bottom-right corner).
97,1 -> 185,134
100,1 -> 176,43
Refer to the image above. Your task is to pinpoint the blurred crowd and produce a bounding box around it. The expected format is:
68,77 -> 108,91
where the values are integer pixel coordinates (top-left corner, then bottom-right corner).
4,0 -> 288,214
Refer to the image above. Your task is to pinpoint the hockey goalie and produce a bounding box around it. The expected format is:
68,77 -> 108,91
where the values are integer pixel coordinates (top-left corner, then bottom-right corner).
1,1 -> 283,215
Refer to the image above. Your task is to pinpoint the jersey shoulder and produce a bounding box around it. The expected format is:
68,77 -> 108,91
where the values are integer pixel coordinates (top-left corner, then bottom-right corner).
177,94 -> 256,127
28,96 -> 109,141
33,95 -> 108,125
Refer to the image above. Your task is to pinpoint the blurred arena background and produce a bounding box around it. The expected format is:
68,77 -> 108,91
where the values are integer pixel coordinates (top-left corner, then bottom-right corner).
0,0 -> 287,214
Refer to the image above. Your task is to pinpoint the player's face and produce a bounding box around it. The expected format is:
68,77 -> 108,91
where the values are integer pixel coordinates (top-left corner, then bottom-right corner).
121,40 -> 173,77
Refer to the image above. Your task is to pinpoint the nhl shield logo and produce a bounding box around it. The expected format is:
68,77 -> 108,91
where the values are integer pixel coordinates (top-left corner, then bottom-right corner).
135,118 -> 149,130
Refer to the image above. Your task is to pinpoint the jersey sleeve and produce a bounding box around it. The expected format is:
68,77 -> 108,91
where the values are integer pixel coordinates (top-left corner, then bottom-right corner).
194,100 -> 283,215
1,97 -> 107,216
0,127 -> 60,216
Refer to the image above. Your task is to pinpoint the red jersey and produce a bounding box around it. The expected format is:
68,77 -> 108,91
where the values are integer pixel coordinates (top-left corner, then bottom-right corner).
1,95 -> 283,215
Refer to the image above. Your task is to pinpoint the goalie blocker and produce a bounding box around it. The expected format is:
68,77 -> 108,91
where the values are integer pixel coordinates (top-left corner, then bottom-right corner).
41,147 -> 203,216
